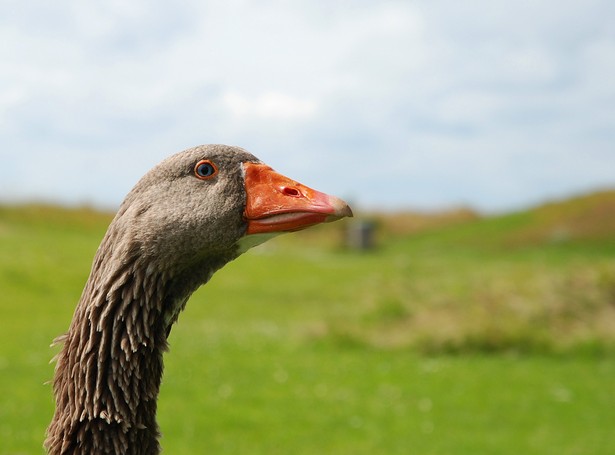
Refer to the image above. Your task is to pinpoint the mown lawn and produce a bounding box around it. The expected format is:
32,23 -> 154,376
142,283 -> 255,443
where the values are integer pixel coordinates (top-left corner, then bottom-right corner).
0,204 -> 614,454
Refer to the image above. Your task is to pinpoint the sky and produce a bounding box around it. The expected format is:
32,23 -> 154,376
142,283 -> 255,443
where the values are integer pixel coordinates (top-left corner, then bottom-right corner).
1,0 -> 614,212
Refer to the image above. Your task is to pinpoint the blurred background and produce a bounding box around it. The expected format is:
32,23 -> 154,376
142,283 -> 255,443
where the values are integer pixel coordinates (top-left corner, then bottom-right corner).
1,1 -> 614,454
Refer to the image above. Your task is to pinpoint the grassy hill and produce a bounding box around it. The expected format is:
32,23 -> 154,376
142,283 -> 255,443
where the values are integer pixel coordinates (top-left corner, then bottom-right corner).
368,188 -> 615,248
1,191 -> 614,454
288,189 -> 615,354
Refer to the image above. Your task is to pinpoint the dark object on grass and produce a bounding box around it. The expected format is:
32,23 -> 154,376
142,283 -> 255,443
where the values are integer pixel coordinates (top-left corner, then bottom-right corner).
45,145 -> 352,454
346,219 -> 376,250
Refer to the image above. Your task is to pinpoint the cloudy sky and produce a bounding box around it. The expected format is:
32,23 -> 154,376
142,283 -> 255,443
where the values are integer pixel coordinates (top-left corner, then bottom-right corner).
1,0 -> 614,212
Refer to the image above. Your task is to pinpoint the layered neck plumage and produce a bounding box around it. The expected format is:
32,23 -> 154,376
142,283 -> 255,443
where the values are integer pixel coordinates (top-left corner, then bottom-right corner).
45,223 -> 230,454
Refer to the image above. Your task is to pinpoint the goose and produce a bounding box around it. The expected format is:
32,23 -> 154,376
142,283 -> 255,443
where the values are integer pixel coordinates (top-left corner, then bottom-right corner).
45,144 -> 352,454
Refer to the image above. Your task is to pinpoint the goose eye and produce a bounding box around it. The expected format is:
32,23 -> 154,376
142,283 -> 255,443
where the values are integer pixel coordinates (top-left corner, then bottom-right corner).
194,160 -> 218,180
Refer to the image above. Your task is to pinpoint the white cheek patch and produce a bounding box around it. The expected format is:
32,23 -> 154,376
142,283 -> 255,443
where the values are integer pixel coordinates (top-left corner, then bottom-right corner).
236,233 -> 280,254
239,160 -> 263,178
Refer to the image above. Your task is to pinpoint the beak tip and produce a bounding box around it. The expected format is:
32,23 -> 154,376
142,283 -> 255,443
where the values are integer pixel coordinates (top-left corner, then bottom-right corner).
330,196 -> 354,220
341,204 -> 354,218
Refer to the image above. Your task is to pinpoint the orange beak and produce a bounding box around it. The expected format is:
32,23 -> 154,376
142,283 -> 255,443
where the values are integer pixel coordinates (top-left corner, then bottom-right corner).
243,162 -> 353,235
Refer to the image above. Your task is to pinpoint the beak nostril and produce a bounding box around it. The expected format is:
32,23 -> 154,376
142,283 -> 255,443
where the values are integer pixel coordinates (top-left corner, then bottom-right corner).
282,186 -> 301,197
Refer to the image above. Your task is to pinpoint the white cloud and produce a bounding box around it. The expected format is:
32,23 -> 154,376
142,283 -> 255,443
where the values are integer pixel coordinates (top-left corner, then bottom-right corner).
222,91 -> 318,120
1,0 -> 614,211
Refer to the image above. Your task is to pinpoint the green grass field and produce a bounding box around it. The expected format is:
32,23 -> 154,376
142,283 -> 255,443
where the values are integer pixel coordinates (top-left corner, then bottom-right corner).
1,193 -> 615,454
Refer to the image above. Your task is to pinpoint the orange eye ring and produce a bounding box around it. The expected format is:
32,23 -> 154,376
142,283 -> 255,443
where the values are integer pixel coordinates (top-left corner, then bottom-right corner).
194,160 -> 218,180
